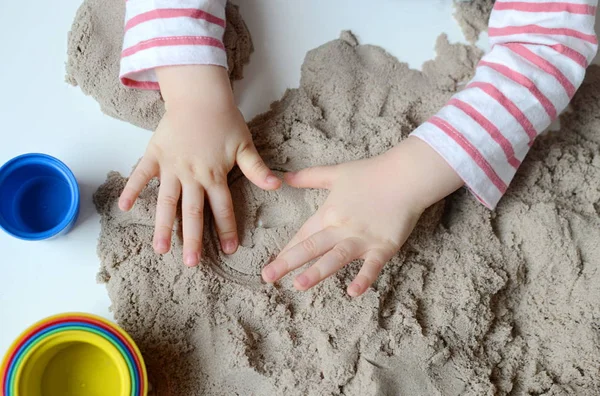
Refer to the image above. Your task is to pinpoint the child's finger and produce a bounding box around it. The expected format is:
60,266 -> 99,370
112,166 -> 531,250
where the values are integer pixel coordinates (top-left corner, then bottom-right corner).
206,185 -> 238,255
262,227 -> 341,283
181,183 -> 204,267
153,175 -> 181,255
293,237 -> 364,291
347,250 -> 390,297
277,213 -> 323,256
119,157 -> 158,211
237,142 -> 281,190
284,165 -> 337,190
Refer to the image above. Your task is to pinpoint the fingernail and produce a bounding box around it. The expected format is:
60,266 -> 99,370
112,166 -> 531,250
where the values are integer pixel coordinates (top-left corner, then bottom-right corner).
295,274 -> 309,288
185,252 -> 199,267
223,240 -> 238,254
348,283 -> 361,297
263,265 -> 276,282
119,198 -> 132,211
266,175 -> 279,185
155,239 -> 169,252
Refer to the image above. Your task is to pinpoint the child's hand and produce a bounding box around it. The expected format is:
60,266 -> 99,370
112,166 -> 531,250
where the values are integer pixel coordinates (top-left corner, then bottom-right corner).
261,136 -> 463,297
119,66 -> 281,267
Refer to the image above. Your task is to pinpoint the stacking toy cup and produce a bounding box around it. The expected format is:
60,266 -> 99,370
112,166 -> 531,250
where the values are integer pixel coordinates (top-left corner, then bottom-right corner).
1,313 -> 148,396
0,153 -> 80,240
14,330 -> 131,396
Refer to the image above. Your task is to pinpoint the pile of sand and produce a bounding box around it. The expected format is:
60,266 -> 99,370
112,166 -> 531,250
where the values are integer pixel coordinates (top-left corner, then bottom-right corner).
66,0 -> 253,131
91,30 -> 600,394
454,0 -> 495,43
72,1 -> 600,394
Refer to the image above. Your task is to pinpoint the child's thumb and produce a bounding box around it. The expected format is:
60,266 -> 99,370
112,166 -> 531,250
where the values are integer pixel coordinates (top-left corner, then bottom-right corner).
284,166 -> 337,190
237,142 -> 281,190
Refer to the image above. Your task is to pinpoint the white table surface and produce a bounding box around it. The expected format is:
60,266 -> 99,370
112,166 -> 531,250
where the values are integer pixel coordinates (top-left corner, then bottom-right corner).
1,0 -> 597,356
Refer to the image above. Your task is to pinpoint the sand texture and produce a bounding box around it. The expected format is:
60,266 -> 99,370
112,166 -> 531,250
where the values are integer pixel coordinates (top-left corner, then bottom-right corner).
94,30 -> 600,395
454,0 -> 495,42
65,0 -> 253,131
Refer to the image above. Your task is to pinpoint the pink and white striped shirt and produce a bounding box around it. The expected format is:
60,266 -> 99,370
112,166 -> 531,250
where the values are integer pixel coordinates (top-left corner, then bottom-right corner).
120,1 -> 598,209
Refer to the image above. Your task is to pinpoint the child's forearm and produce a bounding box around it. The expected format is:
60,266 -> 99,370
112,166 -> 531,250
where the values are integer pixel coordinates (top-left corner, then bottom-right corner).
119,0 -> 228,90
411,0 -> 598,209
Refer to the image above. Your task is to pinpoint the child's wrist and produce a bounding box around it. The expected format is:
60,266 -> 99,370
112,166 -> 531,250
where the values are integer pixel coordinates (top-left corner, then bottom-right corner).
156,65 -> 235,112
384,136 -> 464,210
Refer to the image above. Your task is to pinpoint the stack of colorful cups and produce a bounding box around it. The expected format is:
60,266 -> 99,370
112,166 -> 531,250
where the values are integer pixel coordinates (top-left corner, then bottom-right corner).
1,313 -> 147,396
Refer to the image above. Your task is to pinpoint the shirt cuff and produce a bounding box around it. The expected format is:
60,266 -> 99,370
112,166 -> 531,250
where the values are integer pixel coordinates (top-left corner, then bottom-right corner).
119,1 -> 228,90
411,121 -> 507,210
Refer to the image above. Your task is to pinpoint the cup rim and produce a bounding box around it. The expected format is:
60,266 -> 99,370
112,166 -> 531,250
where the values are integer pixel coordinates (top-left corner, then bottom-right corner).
0,153 -> 80,240
12,330 -> 131,396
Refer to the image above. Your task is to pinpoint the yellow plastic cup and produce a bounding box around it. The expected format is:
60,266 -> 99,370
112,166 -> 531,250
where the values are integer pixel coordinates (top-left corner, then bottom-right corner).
13,330 -> 131,396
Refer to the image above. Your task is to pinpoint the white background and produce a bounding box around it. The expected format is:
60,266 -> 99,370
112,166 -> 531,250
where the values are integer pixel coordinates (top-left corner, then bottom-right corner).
0,0 -> 598,356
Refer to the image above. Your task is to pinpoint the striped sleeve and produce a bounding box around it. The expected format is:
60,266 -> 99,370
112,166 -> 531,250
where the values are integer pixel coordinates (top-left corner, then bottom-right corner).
411,0 -> 598,209
119,0 -> 228,90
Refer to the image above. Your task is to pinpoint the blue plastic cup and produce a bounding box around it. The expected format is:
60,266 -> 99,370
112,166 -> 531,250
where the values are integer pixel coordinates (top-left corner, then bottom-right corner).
0,153 -> 80,240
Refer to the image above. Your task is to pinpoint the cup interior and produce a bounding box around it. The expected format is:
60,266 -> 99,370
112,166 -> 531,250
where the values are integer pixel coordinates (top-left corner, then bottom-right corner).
0,155 -> 78,239
16,331 -> 128,396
